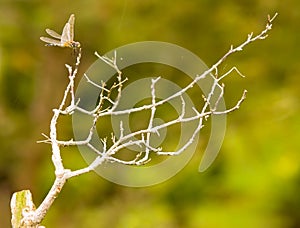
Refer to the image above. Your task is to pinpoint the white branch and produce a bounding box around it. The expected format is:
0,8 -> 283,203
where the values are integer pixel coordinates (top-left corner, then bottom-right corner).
16,13 -> 277,227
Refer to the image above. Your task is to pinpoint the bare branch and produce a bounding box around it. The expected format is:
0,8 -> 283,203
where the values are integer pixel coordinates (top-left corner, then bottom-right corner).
15,13 -> 277,227
213,90 -> 248,115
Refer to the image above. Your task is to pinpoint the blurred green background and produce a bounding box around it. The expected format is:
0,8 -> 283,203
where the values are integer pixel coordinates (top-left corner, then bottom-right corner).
0,0 -> 299,227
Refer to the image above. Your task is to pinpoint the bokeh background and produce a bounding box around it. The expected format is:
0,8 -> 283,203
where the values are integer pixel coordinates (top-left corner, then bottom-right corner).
0,0 -> 299,227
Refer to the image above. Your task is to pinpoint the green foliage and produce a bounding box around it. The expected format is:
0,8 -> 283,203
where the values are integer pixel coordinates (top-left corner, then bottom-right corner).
1,0 -> 299,227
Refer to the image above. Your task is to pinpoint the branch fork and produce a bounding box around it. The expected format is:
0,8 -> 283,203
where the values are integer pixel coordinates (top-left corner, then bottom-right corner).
11,13 -> 277,227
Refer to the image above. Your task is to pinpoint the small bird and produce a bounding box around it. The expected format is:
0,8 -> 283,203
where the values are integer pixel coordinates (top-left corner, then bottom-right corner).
40,14 -> 80,49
